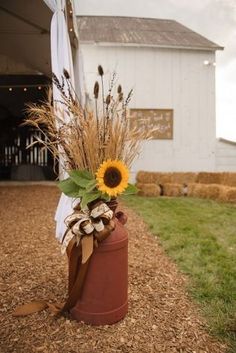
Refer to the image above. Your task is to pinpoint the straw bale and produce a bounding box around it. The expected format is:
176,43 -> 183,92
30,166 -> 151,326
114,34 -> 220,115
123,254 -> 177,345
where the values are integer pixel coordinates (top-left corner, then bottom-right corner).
221,172 -> 236,187
136,171 -> 155,183
171,172 -> 198,184
187,183 -> 209,198
218,185 -> 229,202
136,182 -> 161,197
187,183 -> 197,197
163,183 -> 183,197
136,172 -> 173,185
196,172 -> 222,185
188,184 -> 229,202
154,173 -> 173,185
216,172 -> 227,185
198,184 -> 211,199
218,186 -> 236,203
205,184 -> 222,200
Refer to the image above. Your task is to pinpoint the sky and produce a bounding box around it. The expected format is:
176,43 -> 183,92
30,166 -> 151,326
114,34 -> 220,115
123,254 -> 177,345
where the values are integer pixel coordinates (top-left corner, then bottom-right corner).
75,0 -> 236,141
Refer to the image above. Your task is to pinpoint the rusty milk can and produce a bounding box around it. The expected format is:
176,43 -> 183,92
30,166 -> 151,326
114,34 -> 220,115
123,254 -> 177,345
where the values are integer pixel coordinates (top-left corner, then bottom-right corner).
70,211 -> 128,325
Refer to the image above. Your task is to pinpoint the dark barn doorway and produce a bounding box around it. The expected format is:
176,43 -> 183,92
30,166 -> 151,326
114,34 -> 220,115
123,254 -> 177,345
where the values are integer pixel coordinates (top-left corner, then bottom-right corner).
0,74 -> 57,181
0,0 -> 54,181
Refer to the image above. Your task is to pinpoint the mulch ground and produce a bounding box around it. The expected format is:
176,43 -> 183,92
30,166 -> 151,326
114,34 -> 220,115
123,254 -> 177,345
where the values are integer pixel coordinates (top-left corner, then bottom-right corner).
0,185 -> 227,353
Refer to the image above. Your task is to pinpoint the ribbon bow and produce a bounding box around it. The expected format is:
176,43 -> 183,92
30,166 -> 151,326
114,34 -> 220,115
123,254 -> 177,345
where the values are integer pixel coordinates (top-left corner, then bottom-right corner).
61,201 -> 115,264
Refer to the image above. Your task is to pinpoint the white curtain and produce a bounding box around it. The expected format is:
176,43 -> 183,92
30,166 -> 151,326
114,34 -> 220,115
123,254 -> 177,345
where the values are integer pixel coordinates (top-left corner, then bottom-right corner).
44,0 -> 75,100
44,0 -> 78,241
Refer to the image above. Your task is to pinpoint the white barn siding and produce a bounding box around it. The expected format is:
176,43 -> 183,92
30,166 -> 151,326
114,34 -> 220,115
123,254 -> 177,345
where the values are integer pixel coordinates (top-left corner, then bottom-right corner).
215,140 -> 236,171
80,44 -> 216,179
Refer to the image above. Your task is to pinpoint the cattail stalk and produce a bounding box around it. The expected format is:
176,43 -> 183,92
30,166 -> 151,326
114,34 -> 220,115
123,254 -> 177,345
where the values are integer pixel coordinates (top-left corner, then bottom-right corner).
98,65 -> 106,144
94,81 -> 99,131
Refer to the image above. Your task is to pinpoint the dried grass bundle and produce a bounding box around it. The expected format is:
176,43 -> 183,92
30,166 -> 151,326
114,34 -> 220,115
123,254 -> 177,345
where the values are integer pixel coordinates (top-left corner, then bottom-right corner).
136,172 -> 173,185
25,67 -> 151,177
205,184 -> 222,200
218,186 -> 236,203
153,173 -> 173,185
187,183 -> 197,197
136,171 -> 156,184
221,172 -> 236,187
171,172 -> 198,184
136,182 -> 161,197
196,172 -> 222,185
162,183 -> 183,197
188,183 -> 208,198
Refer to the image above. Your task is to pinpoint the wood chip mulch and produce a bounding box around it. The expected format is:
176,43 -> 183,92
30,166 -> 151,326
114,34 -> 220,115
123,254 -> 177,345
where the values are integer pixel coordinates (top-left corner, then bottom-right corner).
0,185 -> 227,353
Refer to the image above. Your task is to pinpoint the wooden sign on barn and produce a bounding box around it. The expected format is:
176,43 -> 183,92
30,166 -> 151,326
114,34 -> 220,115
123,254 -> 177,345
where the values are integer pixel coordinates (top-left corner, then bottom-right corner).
129,109 -> 173,139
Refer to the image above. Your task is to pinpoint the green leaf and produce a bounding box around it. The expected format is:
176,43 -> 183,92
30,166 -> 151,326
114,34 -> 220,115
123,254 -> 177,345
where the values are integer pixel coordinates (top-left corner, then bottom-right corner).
68,170 -> 93,188
79,170 -> 94,179
123,183 -> 138,195
80,190 -> 101,209
85,179 -> 97,192
77,189 -> 86,197
58,178 -> 82,197
100,193 -> 111,202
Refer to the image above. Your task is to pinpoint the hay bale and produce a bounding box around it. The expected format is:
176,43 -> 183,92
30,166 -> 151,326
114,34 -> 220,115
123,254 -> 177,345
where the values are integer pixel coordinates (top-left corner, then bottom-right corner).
216,172 -> 226,185
163,183 -> 183,197
197,184 -> 210,199
218,186 -> 236,203
196,172 -> 222,184
153,173 -> 173,185
136,171 -> 155,183
171,172 -> 198,184
136,182 -> 161,197
205,184 -> 222,200
187,183 -> 209,198
187,183 -> 198,197
218,185 -> 229,202
221,172 -> 236,187
136,171 -> 173,185
188,184 -> 228,201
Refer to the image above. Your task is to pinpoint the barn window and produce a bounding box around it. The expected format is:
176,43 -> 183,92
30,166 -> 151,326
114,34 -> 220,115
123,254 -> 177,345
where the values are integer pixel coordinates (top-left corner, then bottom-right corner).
129,109 -> 173,139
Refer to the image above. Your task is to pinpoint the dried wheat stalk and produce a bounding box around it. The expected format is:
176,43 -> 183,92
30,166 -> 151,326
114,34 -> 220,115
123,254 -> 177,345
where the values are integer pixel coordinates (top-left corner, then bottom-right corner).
25,66 -> 153,176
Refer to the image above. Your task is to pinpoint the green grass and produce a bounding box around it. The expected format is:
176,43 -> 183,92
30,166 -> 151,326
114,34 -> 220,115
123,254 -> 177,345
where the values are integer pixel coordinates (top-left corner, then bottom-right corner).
122,195 -> 236,351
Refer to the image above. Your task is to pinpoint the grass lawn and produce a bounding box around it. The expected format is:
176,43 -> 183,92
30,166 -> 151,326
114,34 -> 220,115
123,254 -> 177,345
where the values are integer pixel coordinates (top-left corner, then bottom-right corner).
122,195 -> 236,351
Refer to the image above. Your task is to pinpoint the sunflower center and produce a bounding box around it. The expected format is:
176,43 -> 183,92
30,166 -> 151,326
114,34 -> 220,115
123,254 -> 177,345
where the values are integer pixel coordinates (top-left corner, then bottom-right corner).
103,167 -> 122,188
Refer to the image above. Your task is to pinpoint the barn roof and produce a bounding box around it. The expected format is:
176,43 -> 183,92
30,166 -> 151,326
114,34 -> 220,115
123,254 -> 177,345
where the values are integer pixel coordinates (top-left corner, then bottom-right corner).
77,16 -> 223,51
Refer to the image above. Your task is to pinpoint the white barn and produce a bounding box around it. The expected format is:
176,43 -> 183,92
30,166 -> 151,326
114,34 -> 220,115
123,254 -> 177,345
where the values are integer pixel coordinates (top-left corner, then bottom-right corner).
215,138 -> 236,172
77,16 -> 227,179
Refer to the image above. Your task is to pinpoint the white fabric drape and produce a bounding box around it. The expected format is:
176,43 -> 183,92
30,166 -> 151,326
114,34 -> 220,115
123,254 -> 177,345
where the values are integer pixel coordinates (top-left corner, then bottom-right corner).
44,0 -> 75,105
44,0 -> 78,241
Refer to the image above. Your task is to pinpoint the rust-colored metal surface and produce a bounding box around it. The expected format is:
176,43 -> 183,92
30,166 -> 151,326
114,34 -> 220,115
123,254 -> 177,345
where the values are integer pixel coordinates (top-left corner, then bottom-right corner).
70,217 -> 128,325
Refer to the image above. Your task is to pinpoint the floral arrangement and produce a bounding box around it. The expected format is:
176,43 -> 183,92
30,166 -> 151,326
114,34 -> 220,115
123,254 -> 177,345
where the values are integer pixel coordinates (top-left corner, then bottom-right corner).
26,66 -> 150,209
13,66 -> 155,318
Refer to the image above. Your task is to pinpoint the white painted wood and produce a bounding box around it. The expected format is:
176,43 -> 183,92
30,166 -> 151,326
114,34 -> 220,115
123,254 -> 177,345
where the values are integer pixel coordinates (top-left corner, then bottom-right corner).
79,44 -> 220,179
215,140 -> 236,171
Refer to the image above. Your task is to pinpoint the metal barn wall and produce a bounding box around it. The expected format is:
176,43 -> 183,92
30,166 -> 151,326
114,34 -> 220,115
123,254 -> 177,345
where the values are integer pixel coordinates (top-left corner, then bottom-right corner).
80,44 -> 216,179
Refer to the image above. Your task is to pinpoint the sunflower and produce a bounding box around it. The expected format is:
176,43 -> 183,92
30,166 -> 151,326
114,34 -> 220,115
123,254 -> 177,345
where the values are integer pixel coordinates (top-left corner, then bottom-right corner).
96,159 -> 129,197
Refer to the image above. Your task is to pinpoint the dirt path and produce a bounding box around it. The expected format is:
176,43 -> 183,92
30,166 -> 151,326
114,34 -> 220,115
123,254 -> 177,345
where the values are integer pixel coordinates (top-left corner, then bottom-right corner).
0,186 -> 227,353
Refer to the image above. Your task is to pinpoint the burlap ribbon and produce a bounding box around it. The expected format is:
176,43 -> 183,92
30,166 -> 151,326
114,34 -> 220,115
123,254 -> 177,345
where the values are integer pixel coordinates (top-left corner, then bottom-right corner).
13,201 -> 115,317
